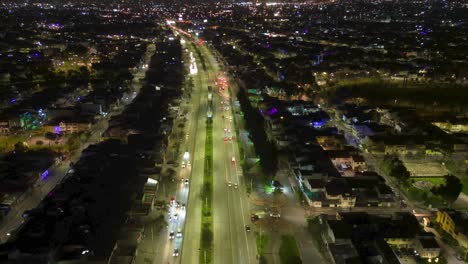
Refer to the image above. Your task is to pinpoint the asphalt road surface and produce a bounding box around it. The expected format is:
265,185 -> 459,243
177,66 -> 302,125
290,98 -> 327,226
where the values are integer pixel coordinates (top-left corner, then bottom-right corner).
176,35 -> 257,264
199,38 -> 258,263
178,39 -> 209,264
154,42 -> 210,263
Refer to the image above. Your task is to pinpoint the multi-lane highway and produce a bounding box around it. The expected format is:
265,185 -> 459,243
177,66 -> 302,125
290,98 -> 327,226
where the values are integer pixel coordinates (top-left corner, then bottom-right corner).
155,25 -> 257,263
178,41 -> 210,264
152,44 -> 209,263
212,73 -> 257,264
171,31 -> 257,264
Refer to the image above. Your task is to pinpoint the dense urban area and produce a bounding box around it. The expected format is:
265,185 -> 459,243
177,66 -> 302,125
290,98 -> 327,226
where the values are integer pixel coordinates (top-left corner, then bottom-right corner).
0,0 -> 467,264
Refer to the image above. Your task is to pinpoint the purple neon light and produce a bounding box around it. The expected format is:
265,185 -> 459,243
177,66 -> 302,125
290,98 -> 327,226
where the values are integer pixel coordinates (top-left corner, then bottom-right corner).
41,169 -> 50,180
267,108 -> 278,115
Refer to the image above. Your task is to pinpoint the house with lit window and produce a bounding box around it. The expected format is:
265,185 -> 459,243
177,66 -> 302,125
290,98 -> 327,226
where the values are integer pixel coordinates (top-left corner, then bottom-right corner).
322,212 -> 424,264
324,178 -> 356,208
0,119 -> 9,134
316,135 -> 347,150
44,116 -> 92,134
414,232 -> 440,260
327,150 -> 366,176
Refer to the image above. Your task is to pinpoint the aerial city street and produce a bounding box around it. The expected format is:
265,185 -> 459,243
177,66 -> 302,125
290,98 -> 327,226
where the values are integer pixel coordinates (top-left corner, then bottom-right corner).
0,0 -> 467,264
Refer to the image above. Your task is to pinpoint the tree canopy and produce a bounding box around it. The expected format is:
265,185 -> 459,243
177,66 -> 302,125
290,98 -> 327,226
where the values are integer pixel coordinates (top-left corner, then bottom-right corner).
431,175 -> 463,205
381,155 -> 410,184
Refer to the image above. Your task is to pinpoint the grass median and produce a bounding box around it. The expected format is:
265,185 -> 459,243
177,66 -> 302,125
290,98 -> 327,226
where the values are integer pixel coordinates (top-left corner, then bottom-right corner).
200,119 -> 213,263
255,232 -> 269,257
279,235 -> 302,264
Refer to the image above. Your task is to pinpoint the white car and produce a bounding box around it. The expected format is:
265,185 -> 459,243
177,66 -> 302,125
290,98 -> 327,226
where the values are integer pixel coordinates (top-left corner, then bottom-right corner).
270,212 -> 281,218
234,183 -> 238,189
231,157 -> 236,163
176,230 -> 182,237
181,161 -> 186,168
184,179 -> 189,185
173,213 -> 178,220
228,181 -> 232,187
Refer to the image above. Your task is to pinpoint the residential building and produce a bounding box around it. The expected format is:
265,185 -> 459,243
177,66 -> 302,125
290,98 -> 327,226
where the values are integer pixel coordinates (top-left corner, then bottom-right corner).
0,119 -> 9,134
414,232 -> 440,259
436,208 -> 468,249
44,121 -> 91,134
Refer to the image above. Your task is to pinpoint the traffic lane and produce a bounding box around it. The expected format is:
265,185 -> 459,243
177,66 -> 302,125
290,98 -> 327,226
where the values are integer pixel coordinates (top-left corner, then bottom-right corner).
240,192 -> 258,263
157,179 -> 188,264
162,90 -> 198,264
179,156 -> 203,263
203,39 -> 256,263
221,112 -> 250,264
217,76 -> 253,263
212,158 -> 234,264
224,144 -> 240,264
212,90 -> 236,264
231,162 -> 257,264
222,78 -> 257,264
232,191 -> 250,264
212,45 -> 257,263
167,200 -> 186,263
227,186 -> 243,264
180,58 -> 209,263
158,93 -> 199,264
226,141 -> 253,264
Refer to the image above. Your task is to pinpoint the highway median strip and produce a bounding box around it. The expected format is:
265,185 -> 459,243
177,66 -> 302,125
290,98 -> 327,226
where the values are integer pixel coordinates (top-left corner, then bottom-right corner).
200,119 -> 213,263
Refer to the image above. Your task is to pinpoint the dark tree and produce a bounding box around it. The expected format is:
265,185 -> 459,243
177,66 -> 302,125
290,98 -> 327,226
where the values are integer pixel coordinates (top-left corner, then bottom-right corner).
14,141 -> 28,152
381,155 -> 410,184
431,175 -> 463,205
237,88 -> 278,177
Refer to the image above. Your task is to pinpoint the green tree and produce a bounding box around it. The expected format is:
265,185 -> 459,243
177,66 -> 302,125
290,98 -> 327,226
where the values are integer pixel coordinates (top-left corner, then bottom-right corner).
389,163 -> 410,184
14,141 -> 28,153
80,132 -> 90,142
382,155 -> 410,184
66,134 -> 81,152
201,224 -> 213,249
431,175 -> 463,205
237,89 -> 278,177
